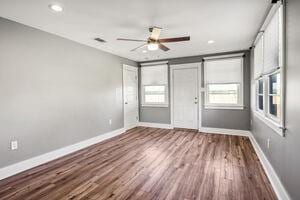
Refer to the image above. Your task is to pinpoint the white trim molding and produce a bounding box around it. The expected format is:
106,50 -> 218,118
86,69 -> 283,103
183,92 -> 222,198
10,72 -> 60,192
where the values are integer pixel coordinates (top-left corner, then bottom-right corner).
253,111 -> 284,136
170,62 -> 202,129
248,134 -> 291,200
123,64 -> 139,131
199,127 -> 251,137
199,126 -> 290,200
203,53 -> 244,61
140,61 -> 168,66
138,122 -> 173,129
0,127 -> 126,180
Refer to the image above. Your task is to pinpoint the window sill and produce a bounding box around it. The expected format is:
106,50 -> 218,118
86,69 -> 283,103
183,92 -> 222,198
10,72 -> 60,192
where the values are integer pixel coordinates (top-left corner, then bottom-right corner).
252,111 -> 284,137
204,105 -> 245,110
141,104 -> 169,108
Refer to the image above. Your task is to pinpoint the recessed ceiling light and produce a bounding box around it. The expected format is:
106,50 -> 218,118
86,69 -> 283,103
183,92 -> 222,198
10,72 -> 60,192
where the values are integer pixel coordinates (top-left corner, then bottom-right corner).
208,40 -> 215,44
142,50 -> 147,53
49,4 -> 63,12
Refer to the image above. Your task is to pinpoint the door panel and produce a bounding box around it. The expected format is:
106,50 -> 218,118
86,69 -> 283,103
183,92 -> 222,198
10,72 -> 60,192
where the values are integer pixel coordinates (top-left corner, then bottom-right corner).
173,68 -> 198,129
123,66 -> 138,130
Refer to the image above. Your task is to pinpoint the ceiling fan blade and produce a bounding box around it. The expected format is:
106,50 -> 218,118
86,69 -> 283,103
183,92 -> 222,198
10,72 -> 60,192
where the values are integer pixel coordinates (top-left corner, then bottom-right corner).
159,44 -> 170,51
150,27 -> 162,40
117,38 -> 147,42
158,36 -> 190,43
130,43 -> 147,51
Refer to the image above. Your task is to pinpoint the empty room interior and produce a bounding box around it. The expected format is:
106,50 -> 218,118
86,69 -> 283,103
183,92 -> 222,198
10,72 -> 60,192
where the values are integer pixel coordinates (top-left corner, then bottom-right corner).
0,0 -> 299,199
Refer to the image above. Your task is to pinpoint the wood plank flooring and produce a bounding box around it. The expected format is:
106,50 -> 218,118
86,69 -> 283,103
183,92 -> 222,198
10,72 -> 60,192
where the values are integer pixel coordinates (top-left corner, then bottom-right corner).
0,127 -> 277,200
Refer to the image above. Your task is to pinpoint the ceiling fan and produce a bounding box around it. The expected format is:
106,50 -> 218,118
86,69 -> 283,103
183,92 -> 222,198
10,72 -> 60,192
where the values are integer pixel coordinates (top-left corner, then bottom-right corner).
117,27 -> 190,52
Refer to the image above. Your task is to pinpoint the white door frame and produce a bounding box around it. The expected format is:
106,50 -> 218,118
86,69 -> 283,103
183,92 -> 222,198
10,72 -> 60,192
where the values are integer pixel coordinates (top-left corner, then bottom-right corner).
170,62 -> 202,129
123,64 -> 139,130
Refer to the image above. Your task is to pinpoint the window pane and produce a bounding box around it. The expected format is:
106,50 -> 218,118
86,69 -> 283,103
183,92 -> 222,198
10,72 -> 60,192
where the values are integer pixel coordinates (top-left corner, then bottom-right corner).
258,79 -> 264,94
208,94 -> 238,104
145,94 -> 165,103
144,85 -> 165,92
208,84 -> 238,104
269,73 -> 280,95
258,95 -> 264,110
208,84 -> 238,93
269,95 -> 281,118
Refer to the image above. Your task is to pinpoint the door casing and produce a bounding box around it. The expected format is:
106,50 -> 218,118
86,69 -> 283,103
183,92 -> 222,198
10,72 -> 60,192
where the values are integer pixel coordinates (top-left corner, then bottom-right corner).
170,63 -> 202,130
123,64 -> 139,130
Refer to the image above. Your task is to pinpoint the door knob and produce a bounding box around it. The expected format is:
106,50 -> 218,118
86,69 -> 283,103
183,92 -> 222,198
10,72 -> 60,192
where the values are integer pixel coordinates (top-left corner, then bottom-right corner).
125,102 -> 128,104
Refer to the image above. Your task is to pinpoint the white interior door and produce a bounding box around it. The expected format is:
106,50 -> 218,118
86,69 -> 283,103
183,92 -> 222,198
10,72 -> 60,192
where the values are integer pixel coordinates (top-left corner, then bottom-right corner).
123,65 -> 139,130
173,67 -> 199,129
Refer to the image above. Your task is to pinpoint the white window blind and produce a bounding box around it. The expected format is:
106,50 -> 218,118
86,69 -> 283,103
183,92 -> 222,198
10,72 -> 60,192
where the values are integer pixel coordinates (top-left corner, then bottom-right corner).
205,57 -> 243,84
254,36 -> 264,79
204,56 -> 244,108
252,3 -> 285,136
263,8 -> 281,73
141,64 -> 169,107
141,65 -> 168,85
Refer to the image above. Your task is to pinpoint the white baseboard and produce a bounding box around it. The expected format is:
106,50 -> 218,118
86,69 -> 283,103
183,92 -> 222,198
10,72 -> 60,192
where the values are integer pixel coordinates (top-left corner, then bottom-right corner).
0,124 -> 290,200
248,134 -> 291,200
0,127 -> 126,181
198,127 -> 290,199
138,122 -> 173,129
199,127 -> 251,137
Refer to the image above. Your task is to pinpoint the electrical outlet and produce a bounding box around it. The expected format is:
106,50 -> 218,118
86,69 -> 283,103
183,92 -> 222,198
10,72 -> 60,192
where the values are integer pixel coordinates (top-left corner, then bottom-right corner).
250,119 -> 253,126
11,141 -> 18,150
267,138 -> 270,149
109,119 -> 112,125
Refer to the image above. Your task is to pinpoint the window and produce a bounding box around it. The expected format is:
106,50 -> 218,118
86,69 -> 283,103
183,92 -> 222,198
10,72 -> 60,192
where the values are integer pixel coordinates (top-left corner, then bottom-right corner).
252,3 -> 284,136
268,72 -> 281,120
143,85 -> 166,104
141,64 -> 168,107
207,83 -> 239,104
204,56 -> 244,109
257,78 -> 264,111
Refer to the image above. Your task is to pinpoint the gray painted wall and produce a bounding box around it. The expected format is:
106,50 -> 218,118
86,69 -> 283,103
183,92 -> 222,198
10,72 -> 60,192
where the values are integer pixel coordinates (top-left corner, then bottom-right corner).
250,0 -> 300,199
139,50 -> 251,130
0,18 -> 137,168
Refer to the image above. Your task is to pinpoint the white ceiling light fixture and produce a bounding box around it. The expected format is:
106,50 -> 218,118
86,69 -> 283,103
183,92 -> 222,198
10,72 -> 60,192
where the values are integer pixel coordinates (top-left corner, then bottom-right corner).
147,43 -> 159,51
142,50 -> 147,53
208,40 -> 215,44
49,3 -> 63,12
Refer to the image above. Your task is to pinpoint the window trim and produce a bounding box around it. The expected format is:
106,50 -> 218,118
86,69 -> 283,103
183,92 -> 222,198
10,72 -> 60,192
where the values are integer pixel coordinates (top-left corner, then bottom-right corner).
140,63 -> 169,108
204,56 -> 244,110
252,3 -> 285,137
141,84 -> 169,107
254,69 -> 284,136
205,82 -> 243,109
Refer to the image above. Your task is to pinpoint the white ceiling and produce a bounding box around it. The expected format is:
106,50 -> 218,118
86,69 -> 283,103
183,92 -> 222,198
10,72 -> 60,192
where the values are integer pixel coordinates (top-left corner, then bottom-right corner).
0,0 -> 270,62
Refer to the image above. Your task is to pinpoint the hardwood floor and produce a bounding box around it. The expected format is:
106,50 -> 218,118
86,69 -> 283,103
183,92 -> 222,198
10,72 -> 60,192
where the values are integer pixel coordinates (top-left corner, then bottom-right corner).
0,127 -> 276,200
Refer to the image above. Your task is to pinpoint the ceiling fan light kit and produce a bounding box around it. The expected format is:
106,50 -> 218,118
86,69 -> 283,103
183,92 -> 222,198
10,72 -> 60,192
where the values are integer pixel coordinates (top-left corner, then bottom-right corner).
117,27 -> 190,52
147,43 -> 159,51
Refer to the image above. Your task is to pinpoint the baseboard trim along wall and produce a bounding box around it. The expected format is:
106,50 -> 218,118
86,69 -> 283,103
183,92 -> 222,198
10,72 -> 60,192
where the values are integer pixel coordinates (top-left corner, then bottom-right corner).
199,127 -> 251,137
138,122 -> 173,129
0,127 -> 126,181
139,123 -> 290,200
0,124 -> 290,200
248,134 -> 291,200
